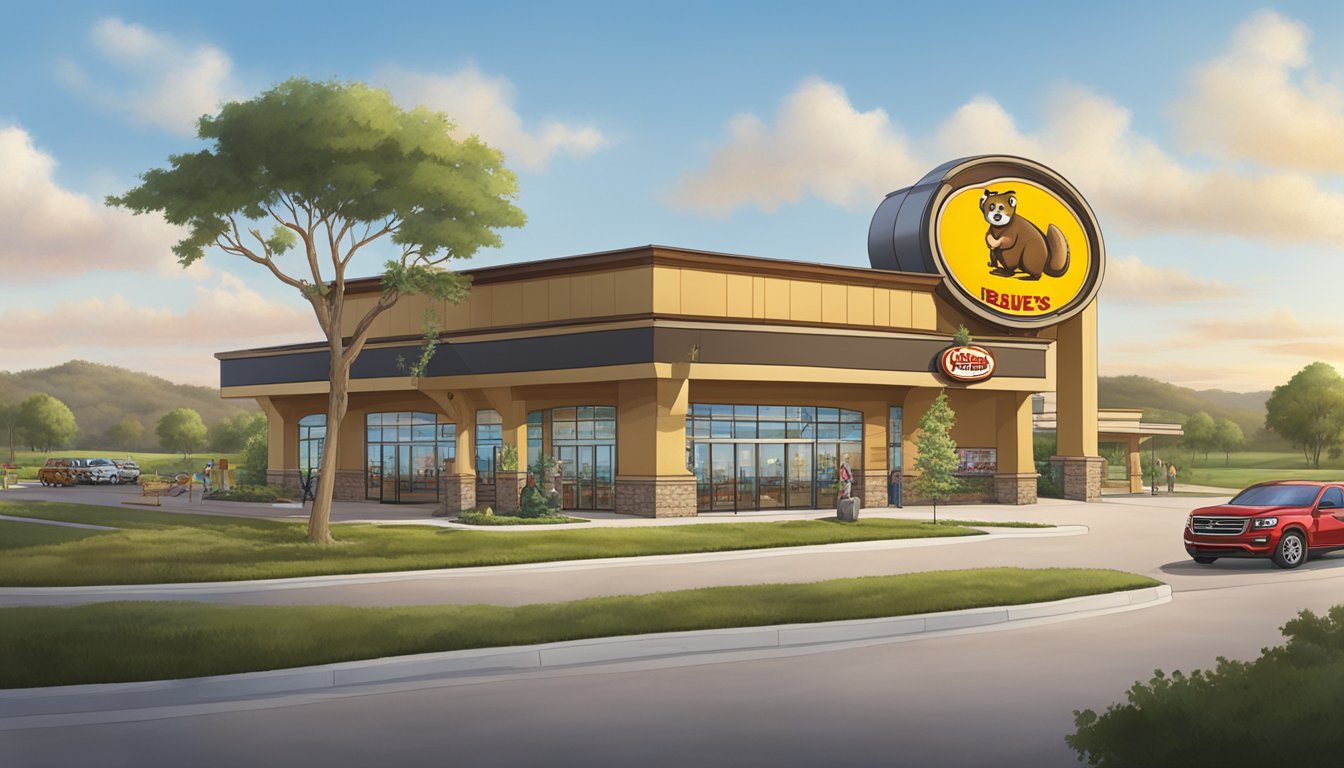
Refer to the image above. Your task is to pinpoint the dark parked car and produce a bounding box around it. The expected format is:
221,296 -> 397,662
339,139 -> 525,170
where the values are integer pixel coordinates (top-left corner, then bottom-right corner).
1185,481 -> 1344,569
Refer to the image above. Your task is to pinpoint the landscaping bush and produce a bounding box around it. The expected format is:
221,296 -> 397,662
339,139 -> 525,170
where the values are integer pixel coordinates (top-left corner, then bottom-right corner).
458,510 -> 584,526
1067,605 -> 1344,766
518,482 -> 562,518
208,485 -> 292,504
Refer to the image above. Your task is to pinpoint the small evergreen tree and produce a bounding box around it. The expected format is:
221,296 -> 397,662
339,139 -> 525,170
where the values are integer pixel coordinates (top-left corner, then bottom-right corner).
913,391 -> 960,523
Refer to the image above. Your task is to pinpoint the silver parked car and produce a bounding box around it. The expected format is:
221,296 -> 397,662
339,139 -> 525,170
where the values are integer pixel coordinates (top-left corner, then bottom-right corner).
79,458 -> 121,484
112,459 -> 141,484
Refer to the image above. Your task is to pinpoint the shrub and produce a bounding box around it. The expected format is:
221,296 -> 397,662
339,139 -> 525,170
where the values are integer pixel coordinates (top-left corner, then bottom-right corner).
518,482 -> 564,519
458,510 -> 583,526
1067,605 -> 1344,766
208,485 -> 293,503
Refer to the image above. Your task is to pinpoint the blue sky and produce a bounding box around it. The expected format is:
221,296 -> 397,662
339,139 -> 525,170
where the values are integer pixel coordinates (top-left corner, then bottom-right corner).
2,1 -> 1342,391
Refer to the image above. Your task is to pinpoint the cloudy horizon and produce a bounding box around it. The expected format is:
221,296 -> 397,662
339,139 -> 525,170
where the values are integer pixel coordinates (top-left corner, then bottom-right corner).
2,4 -> 1341,392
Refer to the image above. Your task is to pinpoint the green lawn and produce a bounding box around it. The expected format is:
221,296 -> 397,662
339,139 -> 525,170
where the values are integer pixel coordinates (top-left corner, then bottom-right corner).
0,500 -> 1008,586
5,450 -> 240,480
1158,450 -> 1344,489
0,567 -> 1159,688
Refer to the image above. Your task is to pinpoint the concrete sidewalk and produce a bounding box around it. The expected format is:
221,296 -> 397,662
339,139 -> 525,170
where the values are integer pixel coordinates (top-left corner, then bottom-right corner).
0,477 -> 1232,528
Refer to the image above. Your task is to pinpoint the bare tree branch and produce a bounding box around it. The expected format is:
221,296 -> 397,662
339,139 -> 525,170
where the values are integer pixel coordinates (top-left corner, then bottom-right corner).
343,289 -> 400,368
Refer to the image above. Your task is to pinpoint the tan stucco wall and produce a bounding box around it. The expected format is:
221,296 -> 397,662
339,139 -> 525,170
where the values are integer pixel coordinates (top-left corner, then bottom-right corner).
342,264 -> 942,340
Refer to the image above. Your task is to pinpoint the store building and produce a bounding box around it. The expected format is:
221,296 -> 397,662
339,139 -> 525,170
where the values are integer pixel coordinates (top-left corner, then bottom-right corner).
217,155 -> 1109,516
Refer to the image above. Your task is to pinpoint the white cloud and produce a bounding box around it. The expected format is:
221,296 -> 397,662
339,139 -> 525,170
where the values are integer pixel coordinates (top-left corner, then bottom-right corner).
670,78 -> 923,214
0,272 -> 313,352
378,64 -> 608,171
1099,255 -> 1237,304
62,17 -> 240,134
1175,10 -> 1344,172
936,86 -> 1344,244
0,126 -> 186,280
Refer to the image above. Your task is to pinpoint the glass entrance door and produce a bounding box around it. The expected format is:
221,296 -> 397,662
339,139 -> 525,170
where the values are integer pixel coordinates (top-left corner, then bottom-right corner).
711,443 -> 735,511
787,443 -> 813,508
405,444 -> 438,503
371,444 -> 440,504
757,444 -> 785,510
380,445 -> 399,502
557,445 -> 613,511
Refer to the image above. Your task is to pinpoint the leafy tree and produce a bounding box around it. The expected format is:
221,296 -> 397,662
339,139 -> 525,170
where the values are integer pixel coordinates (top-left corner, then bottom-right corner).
0,404 -> 19,464
1264,362 -> 1344,468
1212,418 -> 1244,466
1181,411 -> 1216,464
156,408 -> 207,458
109,78 -> 525,544
105,417 -> 145,451
913,391 -> 960,523
239,429 -> 269,485
18,394 -> 78,452
208,411 -> 266,453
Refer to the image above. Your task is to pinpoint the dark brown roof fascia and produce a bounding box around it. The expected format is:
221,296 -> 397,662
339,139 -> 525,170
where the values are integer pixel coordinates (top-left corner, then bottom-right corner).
215,311 -> 1046,360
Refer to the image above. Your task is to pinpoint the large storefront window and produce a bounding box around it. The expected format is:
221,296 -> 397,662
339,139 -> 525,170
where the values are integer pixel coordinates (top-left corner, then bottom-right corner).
475,410 -> 503,484
888,406 -> 903,505
686,404 -> 863,512
298,414 -> 325,476
365,412 -> 456,504
529,406 -> 617,511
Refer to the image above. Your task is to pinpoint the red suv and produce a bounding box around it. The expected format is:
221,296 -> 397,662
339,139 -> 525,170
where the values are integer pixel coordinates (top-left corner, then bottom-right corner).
1185,481 -> 1344,569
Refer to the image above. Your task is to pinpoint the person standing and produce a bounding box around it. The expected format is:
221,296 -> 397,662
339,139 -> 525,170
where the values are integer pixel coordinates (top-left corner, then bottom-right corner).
202,459 -> 214,495
1167,462 -> 1177,494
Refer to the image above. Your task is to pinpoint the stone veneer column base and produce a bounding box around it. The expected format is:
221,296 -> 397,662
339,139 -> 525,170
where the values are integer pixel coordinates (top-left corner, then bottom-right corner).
494,471 -> 526,514
267,470 -> 299,493
857,471 -> 888,508
438,474 -> 476,515
994,473 -> 1039,505
615,476 -> 697,518
1052,456 -> 1105,502
332,469 -> 363,501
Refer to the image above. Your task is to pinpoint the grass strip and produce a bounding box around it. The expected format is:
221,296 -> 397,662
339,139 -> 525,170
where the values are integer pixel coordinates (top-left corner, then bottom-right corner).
0,567 -> 1159,688
0,520 -> 107,550
0,500 -> 998,587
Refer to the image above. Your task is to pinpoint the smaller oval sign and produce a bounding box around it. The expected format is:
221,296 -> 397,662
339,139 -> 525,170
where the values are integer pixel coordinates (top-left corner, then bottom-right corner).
938,345 -> 995,382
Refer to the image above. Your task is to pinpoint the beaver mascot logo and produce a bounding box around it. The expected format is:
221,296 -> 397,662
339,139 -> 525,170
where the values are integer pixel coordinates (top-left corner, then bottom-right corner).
980,189 -> 1070,280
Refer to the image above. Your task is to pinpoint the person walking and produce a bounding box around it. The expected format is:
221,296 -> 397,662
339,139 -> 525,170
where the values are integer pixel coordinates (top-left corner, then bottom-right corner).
1167,462 -> 1177,494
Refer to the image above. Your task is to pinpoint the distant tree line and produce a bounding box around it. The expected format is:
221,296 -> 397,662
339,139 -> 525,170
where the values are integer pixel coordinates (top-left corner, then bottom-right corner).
0,393 -> 266,463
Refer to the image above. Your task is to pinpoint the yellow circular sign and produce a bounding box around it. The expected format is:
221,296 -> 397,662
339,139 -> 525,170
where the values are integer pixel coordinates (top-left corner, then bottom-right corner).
934,179 -> 1091,320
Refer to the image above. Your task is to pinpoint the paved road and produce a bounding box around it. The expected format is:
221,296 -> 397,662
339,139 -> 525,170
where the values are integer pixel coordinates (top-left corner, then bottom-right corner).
7,492 -> 1344,767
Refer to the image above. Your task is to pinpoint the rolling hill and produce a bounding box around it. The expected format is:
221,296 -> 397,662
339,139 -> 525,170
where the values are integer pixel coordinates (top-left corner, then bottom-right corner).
0,361 -> 257,451
1098,375 -> 1274,445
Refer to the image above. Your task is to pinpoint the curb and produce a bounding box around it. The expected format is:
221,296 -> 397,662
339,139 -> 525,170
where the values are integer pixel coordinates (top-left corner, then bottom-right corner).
0,584 -> 1171,724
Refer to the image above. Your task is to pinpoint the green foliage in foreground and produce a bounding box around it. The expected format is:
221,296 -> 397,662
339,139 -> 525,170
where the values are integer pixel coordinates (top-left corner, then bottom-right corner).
207,485 -> 293,503
0,500 -> 988,586
458,511 -> 587,526
0,568 -> 1158,688
1068,605 -> 1344,766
